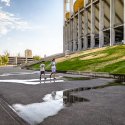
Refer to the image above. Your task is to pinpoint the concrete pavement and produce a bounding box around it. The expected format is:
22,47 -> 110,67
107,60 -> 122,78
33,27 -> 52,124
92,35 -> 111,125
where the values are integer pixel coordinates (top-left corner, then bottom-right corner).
0,66 -> 125,125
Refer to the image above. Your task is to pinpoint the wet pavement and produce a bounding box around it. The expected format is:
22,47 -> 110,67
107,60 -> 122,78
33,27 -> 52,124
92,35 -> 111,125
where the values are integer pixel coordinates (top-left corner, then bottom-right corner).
0,66 -> 125,125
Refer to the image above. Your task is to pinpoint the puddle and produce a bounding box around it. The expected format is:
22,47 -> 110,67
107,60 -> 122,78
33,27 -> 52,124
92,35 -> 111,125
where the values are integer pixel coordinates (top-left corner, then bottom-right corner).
63,76 -> 91,81
12,94 -> 63,125
12,90 -> 88,125
11,81 -> 124,125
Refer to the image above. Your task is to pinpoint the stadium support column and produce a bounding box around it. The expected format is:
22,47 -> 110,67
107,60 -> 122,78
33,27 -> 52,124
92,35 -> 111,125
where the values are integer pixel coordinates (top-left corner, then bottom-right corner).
124,0 -> 125,42
70,0 -> 73,15
91,1 -> 95,48
99,0 -> 104,47
65,24 -> 68,51
63,0 -> 66,53
69,20 -> 72,51
85,0 -> 88,5
78,10 -> 82,51
84,8 -> 88,50
71,19 -> 73,51
110,0 -> 115,46
63,26 -> 65,53
67,23 -> 70,50
15,57 -> 17,65
73,17 -> 77,51
68,21 -> 71,51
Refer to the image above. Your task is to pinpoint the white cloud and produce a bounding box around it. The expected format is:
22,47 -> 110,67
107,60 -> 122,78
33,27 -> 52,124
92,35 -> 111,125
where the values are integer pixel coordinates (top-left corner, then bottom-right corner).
1,0 -> 10,6
0,10 -> 31,36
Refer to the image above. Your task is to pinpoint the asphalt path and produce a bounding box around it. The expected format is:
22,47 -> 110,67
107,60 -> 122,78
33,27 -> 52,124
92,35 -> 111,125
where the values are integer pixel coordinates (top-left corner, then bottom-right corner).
0,66 -> 125,125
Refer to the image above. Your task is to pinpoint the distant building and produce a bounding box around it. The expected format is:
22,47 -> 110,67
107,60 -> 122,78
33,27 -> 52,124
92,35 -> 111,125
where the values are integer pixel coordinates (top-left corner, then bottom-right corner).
25,49 -> 32,58
44,54 -> 46,58
8,56 -> 34,65
8,57 -> 17,65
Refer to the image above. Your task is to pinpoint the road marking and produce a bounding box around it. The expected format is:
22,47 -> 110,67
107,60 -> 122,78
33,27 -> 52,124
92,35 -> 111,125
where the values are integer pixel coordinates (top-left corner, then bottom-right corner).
0,78 -> 64,85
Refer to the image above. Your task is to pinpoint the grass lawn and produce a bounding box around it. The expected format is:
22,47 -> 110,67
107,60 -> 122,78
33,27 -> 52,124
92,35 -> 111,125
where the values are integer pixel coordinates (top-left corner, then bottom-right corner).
30,45 -> 125,74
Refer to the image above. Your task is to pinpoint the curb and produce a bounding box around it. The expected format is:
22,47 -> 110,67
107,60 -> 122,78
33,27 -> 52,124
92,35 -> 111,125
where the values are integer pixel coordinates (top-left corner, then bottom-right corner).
66,71 -> 113,78
0,97 -> 29,125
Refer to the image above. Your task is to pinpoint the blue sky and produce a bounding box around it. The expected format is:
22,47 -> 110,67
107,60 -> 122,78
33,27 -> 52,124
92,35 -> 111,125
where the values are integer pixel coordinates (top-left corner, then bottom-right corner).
0,0 -> 63,57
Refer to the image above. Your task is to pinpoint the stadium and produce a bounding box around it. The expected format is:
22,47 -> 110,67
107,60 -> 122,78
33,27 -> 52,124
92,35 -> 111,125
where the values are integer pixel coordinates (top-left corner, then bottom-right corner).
63,0 -> 125,53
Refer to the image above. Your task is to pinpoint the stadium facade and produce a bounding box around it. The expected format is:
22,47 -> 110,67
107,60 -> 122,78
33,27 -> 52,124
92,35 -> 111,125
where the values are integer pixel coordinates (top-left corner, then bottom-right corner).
63,0 -> 125,53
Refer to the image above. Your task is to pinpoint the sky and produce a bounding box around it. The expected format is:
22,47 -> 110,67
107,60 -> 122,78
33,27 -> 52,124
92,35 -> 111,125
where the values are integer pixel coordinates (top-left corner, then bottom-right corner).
0,0 -> 63,57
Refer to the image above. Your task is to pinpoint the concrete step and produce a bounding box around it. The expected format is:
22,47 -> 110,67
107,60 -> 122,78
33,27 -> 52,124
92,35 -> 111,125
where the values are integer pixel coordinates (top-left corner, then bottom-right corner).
0,97 -> 29,125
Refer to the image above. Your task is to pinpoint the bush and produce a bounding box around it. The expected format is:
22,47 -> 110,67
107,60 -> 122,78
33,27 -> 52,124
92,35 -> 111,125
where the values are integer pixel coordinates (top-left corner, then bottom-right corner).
0,56 -> 2,65
33,56 -> 42,61
1,55 -> 9,65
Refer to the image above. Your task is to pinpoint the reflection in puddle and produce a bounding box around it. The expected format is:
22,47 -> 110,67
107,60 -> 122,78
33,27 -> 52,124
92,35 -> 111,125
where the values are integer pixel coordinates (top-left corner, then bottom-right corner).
63,90 -> 89,106
0,78 -> 64,85
11,80 -> 124,125
12,94 -> 63,125
12,90 -> 88,125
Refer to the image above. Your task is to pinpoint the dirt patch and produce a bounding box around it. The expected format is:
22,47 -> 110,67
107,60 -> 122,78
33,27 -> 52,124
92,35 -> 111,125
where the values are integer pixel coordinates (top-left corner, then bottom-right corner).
101,53 -> 122,60
95,56 -> 125,69
56,47 -> 107,63
80,53 -> 107,60
56,57 -> 68,63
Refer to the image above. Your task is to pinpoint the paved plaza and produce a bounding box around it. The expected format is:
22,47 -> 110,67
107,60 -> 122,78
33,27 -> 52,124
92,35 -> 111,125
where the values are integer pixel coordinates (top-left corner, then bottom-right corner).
0,66 -> 125,125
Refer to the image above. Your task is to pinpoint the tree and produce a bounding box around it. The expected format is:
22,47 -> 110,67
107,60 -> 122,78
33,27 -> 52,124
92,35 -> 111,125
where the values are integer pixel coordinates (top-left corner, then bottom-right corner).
2,55 -> 9,65
2,51 -> 9,65
33,56 -> 42,61
0,56 -> 2,65
0,51 -> 9,65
